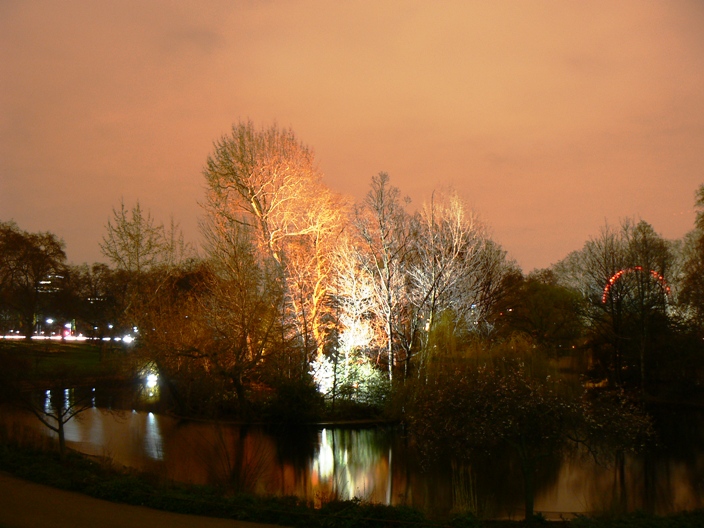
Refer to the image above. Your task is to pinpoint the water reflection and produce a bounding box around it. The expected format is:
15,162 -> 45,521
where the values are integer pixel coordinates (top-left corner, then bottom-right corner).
142,412 -> 163,460
2,402 -> 704,519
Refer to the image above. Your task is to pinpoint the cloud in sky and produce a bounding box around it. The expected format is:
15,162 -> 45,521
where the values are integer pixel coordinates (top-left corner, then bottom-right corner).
2,0 -> 703,271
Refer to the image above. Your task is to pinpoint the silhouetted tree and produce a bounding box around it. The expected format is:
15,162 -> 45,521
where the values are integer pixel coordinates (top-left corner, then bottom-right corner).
491,272 -> 584,357
0,221 -> 66,338
100,199 -> 191,331
0,349 -> 96,460
681,184 -> 704,326
62,263 -> 123,340
554,220 -> 673,393
101,199 -> 188,275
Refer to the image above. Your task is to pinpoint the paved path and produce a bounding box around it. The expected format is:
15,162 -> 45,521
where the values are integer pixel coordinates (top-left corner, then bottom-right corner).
0,472 -> 288,528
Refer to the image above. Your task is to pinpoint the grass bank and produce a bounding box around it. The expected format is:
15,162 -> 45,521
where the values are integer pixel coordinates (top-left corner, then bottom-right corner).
0,339 -> 137,386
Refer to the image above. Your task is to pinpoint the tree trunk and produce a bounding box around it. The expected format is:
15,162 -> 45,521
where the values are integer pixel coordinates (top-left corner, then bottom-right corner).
615,450 -> 627,513
233,374 -> 248,417
387,313 -> 393,382
521,458 -> 536,520
57,417 -> 67,461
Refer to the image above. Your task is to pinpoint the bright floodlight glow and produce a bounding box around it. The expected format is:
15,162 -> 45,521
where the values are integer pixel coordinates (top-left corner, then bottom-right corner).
46,318 -> 54,324
122,335 -> 134,344
146,373 -> 158,388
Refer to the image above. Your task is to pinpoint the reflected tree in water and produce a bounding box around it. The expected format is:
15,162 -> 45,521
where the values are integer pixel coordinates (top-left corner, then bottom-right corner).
407,352 -> 654,520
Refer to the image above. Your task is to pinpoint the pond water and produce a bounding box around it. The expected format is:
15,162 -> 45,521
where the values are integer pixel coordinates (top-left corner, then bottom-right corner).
3,392 -> 704,520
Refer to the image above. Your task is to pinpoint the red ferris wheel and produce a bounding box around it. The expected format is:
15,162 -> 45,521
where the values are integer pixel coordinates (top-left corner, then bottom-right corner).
601,266 -> 671,304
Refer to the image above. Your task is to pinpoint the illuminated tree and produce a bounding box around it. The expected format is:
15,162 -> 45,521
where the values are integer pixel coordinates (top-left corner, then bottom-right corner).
0,221 -> 66,338
203,121 -> 344,375
311,234 -> 390,406
332,236 -> 377,359
406,190 -> 505,374
335,182 -> 512,383
353,173 -> 412,381
280,187 -> 345,363
204,121 -> 322,264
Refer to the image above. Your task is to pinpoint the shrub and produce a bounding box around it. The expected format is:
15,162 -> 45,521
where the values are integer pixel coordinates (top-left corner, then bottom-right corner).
265,377 -> 325,425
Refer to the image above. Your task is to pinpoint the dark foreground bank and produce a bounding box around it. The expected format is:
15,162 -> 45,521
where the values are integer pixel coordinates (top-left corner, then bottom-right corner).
0,472 -> 281,528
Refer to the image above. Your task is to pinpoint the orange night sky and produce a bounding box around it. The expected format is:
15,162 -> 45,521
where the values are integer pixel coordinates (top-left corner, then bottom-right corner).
2,1 -> 703,272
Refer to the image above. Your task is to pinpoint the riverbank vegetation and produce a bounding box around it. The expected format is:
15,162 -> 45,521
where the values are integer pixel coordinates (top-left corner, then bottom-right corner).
3,121 -> 704,520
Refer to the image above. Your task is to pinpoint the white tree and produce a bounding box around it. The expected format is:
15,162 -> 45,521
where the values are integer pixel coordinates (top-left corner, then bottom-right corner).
405,190 -> 490,372
353,173 -> 412,381
312,235 -> 381,401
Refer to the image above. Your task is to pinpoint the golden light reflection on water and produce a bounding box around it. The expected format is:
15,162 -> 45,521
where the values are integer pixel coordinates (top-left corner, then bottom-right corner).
2,406 -> 704,518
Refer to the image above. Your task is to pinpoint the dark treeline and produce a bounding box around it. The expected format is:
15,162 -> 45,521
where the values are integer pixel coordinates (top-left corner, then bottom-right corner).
2,121 -> 704,519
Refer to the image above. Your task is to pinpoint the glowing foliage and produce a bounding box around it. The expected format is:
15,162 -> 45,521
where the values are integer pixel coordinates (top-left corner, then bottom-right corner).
310,351 -> 388,405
